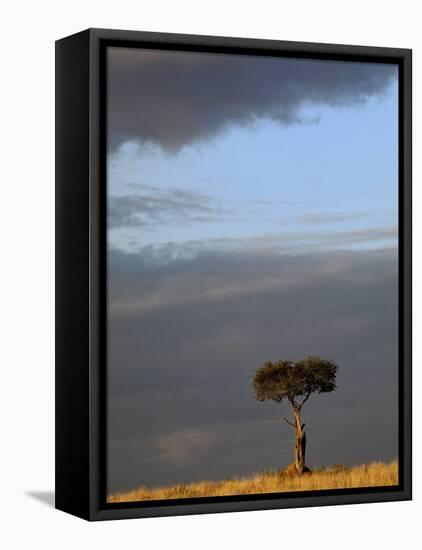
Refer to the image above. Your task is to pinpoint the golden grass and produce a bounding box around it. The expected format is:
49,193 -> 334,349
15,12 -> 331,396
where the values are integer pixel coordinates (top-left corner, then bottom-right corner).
107,460 -> 398,503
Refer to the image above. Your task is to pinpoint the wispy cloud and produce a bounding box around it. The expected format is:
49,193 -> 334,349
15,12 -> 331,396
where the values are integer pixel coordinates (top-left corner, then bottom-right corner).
296,212 -> 369,225
111,224 -> 398,263
156,428 -> 219,465
108,185 -> 230,229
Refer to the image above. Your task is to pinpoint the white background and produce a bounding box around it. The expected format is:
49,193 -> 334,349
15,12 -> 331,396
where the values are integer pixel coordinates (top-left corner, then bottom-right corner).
0,1 -> 419,548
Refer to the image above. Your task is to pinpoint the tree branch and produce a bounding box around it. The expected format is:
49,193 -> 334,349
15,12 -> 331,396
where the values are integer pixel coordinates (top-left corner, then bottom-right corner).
274,417 -> 296,428
298,391 -> 311,410
288,396 -> 297,409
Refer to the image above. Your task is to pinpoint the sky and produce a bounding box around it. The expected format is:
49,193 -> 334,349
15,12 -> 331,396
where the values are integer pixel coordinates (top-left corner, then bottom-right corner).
106,47 -> 399,494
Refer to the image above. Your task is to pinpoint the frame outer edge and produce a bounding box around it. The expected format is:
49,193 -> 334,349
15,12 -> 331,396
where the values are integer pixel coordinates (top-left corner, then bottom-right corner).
55,29 -> 92,520
58,28 -> 412,520
402,49 -> 412,500
89,28 -> 103,520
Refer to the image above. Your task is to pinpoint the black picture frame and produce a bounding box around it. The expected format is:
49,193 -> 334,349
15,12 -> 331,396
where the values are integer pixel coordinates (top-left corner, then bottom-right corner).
55,28 -> 412,521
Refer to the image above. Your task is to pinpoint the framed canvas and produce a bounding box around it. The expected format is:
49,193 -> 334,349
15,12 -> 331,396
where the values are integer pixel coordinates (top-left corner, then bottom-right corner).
55,28 -> 412,521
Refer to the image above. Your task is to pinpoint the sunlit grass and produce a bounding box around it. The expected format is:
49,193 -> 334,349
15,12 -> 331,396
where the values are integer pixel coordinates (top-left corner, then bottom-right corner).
107,460 -> 398,503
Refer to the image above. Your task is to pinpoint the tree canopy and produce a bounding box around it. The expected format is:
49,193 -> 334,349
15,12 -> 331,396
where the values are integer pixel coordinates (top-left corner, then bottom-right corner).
253,356 -> 337,407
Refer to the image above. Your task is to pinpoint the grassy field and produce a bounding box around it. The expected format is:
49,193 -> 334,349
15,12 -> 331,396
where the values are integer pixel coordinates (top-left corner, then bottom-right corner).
107,460 -> 398,503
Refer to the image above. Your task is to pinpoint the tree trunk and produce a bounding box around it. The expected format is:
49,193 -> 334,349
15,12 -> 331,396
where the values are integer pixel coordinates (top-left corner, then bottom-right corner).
293,409 -> 307,474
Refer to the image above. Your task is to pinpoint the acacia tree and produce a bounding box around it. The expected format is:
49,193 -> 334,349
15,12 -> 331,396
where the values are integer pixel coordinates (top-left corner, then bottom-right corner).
253,356 -> 337,474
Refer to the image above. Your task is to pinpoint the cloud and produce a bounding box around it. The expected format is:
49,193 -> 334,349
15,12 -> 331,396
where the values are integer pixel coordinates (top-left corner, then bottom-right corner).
156,428 -> 219,465
107,246 -> 398,492
107,47 -> 397,152
296,212 -> 369,225
109,223 -> 398,265
108,184 -> 228,229
109,241 -> 397,319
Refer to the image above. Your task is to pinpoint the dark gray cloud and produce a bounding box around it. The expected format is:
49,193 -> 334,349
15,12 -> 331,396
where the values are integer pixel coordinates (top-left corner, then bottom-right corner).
107,47 -> 396,152
108,184 -> 228,229
107,246 -> 398,493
